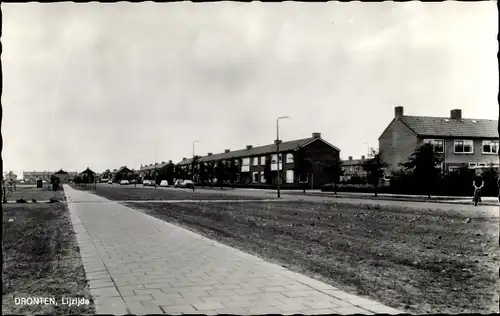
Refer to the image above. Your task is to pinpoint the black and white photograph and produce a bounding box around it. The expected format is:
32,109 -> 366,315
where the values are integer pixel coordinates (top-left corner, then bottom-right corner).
1,1 -> 499,315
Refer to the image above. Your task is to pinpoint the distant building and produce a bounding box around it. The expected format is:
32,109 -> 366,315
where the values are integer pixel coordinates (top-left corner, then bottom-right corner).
379,106 -> 499,174
54,169 -> 69,183
341,156 -> 367,182
23,170 -> 78,183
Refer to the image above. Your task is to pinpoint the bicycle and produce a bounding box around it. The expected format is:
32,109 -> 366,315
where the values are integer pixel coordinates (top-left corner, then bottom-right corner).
473,184 -> 484,207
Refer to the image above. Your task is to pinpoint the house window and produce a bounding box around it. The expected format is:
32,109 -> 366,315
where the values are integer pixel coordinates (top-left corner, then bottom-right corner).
252,157 -> 259,166
286,170 -> 294,183
468,162 -> 477,169
271,154 -> 283,163
482,140 -> 499,154
286,153 -> 294,163
454,140 -> 473,154
242,158 -> 250,166
423,139 -> 444,153
260,172 -> 266,183
252,172 -> 259,183
260,156 -> 266,165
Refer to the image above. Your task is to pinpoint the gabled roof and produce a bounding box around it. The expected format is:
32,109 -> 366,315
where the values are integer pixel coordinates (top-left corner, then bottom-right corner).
80,168 -> 96,175
140,161 -> 171,171
381,116 -> 498,139
177,137 -> 340,166
55,169 -> 68,175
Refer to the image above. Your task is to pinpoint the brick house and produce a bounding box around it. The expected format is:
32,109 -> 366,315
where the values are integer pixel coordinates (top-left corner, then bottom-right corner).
139,161 -> 172,182
54,169 -> 69,183
379,106 -> 499,174
175,133 -> 341,188
341,156 -> 367,182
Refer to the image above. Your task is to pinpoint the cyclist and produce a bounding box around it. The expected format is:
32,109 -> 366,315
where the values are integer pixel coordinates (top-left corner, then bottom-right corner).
472,173 -> 484,204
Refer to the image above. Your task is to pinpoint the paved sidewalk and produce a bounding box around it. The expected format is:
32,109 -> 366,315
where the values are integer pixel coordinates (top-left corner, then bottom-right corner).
64,185 -> 402,315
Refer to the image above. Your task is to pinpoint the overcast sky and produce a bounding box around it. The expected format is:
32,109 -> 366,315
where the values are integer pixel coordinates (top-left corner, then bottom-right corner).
2,2 -> 498,176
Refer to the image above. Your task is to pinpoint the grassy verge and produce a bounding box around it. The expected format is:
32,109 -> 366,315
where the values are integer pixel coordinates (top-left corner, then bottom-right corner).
2,203 -> 95,315
72,184 -> 268,201
8,185 -> 66,202
124,201 -> 499,314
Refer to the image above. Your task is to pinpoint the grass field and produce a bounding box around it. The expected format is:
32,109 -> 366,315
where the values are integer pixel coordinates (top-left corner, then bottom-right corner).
7,185 -> 66,202
124,200 -> 499,314
2,202 -> 95,315
73,184 -> 268,201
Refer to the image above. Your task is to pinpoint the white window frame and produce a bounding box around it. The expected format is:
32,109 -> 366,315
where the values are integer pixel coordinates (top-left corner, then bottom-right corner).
260,171 -> 266,183
252,157 -> 259,166
454,140 -> 474,154
482,140 -> 499,154
285,153 -> 294,163
242,158 -> 250,166
468,162 -> 477,169
260,156 -> 266,165
286,170 -> 294,184
423,139 -> 444,153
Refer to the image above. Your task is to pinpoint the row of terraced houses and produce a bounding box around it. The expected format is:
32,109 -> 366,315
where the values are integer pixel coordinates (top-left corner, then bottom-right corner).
107,107 -> 497,186
139,132 -> 341,188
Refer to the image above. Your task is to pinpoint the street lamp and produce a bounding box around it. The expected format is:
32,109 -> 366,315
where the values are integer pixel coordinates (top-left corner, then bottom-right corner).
276,116 -> 290,198
192,141 -> 200,192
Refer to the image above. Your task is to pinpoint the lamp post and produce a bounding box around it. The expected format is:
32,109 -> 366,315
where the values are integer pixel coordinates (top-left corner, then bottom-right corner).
154,151 -> 157,189
192,141 -> 200,192
276,116 -> 290,198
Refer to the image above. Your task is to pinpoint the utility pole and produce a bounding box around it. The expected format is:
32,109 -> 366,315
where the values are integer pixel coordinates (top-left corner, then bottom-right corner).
276,116 -> 290,198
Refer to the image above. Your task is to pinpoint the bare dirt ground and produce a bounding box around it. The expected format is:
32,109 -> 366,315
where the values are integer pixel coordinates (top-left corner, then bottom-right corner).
2,202 -> 95,315
73,184 -> 268,201
123,200 -> 499,314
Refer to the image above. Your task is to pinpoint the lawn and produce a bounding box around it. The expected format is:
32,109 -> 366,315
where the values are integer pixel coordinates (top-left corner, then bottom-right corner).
2,202 -> 95,315
7,185 -> 66,202
73,184 -> 269,201
124,201 -> 499,314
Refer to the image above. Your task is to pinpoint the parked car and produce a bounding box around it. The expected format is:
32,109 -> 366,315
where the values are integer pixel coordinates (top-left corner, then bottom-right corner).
174,179 -> 184,187
160,180 -> 169,187
107,180 -> 113,185
143,180 -> 152,186
120,180 -> 129,185
180,180 -> 194,188
130,179 -> 137,184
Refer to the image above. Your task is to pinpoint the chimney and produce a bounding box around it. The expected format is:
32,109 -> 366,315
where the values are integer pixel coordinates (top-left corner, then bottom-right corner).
395,106 -> 404,118
161,161 -> 165,164
169,160 -> 172,163
361,155 -> 365,160
246,145 -> 253,150
182,157 -> 186,160
312,132 -> 321,139
224,149 -> 230,153
207,152 -> 213,156
348,156 -> 353,160
450,109 -> 462,120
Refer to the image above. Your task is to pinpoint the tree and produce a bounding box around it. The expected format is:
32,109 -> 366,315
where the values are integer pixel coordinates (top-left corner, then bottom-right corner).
294,146 -> 312,193
215,161 -> 226,189
264,156 -> 272,185
228,158 -> 239,187
191,156 -> 200,183
362,149 -> 388,197
324,158 -> 343,194
165,162 -> 175,185
199,162 -> 209,187
401,143 -> 442,198
206,162 -> 215,186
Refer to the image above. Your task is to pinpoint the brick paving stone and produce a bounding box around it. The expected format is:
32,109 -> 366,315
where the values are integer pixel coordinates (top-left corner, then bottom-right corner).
90,287 -> 121,298
302,308 -> 338,315
213,307 -> 250,315
362,304 -> 403,314
248,306 -> 283,314
160,304 -> 197,314
122,294 -> 154,302
193,302 -> 226,310
334,305 -> 374,315
179,290 -> 210,298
